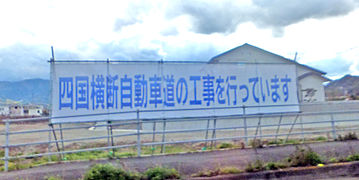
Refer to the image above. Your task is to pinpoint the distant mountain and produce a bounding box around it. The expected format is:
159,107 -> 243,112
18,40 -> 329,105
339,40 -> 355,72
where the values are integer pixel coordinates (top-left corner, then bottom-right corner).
325,75 -> 359,98
0,79 -> 50,104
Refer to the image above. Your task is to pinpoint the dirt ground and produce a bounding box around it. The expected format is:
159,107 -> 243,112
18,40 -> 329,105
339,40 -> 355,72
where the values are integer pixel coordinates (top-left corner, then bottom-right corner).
1,140 -> 359,180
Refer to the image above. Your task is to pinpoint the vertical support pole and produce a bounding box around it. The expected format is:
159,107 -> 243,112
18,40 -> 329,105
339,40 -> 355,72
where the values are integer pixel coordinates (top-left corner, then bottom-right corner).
258,116 -> 262,142
151,121 -> 156,155
4,119 -> 9,172
253,115 -> 262,144
161,119 -> 166,154
330,113 -> 337,140
285,114 -> 299,144
210,118 -> 217,148
106,121 -> 111,152
108,121 -> 115,155
136,110 -> 141,157
253,115 -> 262,154
50,124 -> 62,159
204,118 -> 210,149
106,121 -> 111,151
274,114 -> 283,144
48,124 -> 52,163
59,124 -> 65,152
300,116 -> 305,143
243,106 -> 248,145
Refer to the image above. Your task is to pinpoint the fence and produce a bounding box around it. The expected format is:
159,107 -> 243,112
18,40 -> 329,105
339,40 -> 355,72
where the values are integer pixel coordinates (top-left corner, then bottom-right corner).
1,103 -> 359,172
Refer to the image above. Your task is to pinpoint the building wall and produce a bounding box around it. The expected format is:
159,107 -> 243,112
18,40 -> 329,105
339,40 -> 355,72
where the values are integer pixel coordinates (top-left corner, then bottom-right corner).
23,105 -> 43,116
0,106 -> 10,116
28,108 -> 42,116
299,75 -> 326,102
9,105 -> 24,117
211,45 -> 327,102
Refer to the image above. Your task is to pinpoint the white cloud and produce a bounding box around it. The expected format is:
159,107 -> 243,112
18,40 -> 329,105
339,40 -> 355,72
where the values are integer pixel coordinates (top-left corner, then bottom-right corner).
0,0 -> 358,80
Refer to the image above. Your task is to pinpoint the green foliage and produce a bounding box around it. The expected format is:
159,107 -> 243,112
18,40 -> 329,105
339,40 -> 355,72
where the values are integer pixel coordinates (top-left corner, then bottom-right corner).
288,146 -> 322,167
245,160 -> 265,172
0,150 -> 4,157
285,139 -> 300,145
192,167 -> 242,177
268,139 -> 283,145
114,152 -> 136,159
217,142 -> 233,149
346,154 -> 359,162
144,166 -> 180,180
65,151 -> 108,161
329,157 -> 338,163
315,136 -> 327,141
218,167 -> 242,174
268,138 -> 302,145
83,164 -> 138,180
265,162 -> 287,170
44,175 -> 63,180
244,163 -> 255,172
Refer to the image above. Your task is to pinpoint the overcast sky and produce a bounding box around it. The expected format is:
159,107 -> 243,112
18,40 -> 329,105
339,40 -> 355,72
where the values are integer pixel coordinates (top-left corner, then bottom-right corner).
0,0 -> 359,81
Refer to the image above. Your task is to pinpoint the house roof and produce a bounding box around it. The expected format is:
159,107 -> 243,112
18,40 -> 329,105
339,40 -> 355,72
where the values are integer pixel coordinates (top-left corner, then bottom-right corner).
209,43 -> 327,75
298,72 -> 331,82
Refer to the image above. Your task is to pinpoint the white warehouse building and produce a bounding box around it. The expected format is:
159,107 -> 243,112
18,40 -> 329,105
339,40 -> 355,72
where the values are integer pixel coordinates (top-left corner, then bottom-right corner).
209,43 -> 330,103
142,44 -> 331,131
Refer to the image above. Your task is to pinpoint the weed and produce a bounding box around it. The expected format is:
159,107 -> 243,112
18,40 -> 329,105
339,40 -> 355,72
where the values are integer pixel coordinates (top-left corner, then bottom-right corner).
268,139 -> 284,145
115,152 -> 136,158
44,175 -> 63,180
285,139 -> 300,145
245,160 -> 265,172
265,162 -> 287,170
288,146 -> 322,167
83,164 -> 139,180
219,167 -> 242,174
329,157 -> 338,163
144,166 -> 180,180
346,154 -> 359,162
192,167 -> 242,177
217,142 -> 233,149
244,163 -> 255,172
315,136 -> 327,141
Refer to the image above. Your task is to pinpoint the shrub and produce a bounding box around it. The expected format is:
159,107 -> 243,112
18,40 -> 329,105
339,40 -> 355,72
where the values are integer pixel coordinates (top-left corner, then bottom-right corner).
83,164 -> 136,180
329,157 -> 338,163
288,146 -> 322,167
217,143 -> 233,149
244,163 -> 254,172
192,167 -> 242,177
346,154 -> 359,162
265,162 -> 286,170
315,136 -> 327,141
144,166 -> 180,180
245,160 -> 265,172
218,167 -> 242,175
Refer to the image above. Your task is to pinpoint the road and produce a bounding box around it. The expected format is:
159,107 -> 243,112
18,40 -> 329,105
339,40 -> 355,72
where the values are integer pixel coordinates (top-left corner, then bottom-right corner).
1,140 -> 359,179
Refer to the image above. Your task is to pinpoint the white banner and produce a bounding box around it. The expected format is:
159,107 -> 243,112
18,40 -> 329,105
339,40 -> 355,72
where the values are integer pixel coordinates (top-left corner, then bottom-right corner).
51,62 -> 299,123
